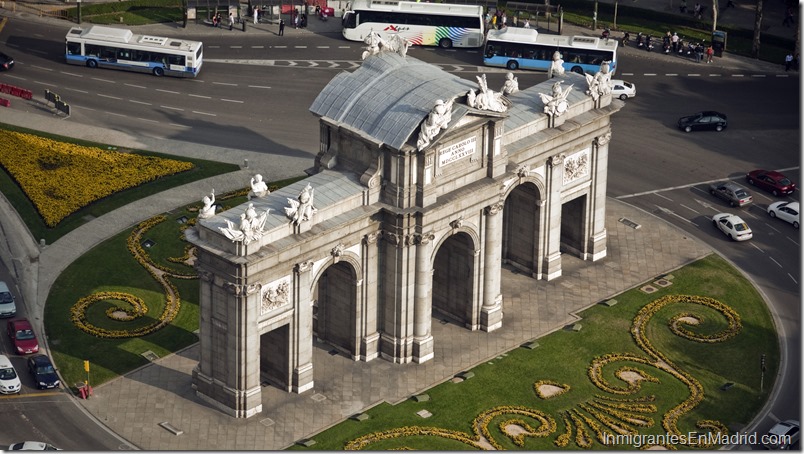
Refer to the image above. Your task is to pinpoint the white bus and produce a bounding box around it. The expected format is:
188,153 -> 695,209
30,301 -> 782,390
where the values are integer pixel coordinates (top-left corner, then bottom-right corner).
483,27 -> 618,75
342,0 -> 485,48
65,25 -> 203,78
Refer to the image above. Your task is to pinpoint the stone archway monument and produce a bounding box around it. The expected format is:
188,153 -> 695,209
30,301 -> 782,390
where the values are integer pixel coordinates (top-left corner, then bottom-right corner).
186,53 -> 622,417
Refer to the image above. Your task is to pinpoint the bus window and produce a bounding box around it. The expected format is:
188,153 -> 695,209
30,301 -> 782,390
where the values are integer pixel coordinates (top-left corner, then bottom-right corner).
67,42 -> 82,55
169,55 -> 186,66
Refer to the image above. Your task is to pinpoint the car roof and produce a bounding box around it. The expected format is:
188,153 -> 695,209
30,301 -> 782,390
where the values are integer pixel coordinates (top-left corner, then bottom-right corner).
769,420 -> 800,435
30,355 -> 52,365
0,354 -> 13,368
716,181 -> 745,190
0,281 -> 10,292
10,319 -> 33,329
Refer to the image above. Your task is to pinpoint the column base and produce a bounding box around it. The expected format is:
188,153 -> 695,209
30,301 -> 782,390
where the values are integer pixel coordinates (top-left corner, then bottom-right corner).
292,362 -> 314,393
543,251 -> 562,281
360,332 -> 381,361
412,335 -> 434,363
192,368 -> 263,418
481,298 -> 503,332
588,229 -> 607,261
379,332 -> 413,364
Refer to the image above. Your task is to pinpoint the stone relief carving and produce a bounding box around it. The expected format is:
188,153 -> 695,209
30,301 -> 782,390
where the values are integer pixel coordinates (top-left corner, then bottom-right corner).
547,51 -> 565,78
538,81 -> 573,118
219,206 -> 271,245
415,232 -> 435,245
245,283 -> 261,295
364,231 -> 381,245
285,183 -> 317,225
466,74 -> 510,113
595,132 -> 612,147
517,165 -> 530,178
450,217 -> 464,230
223,281 -> 241,295
295,261 -> 314,273
501,72 -> 519,96
585,61 -> 613,103
563,150 -> 590,184
261,279 -> 290,314
417,97 -> 455,151
331,243 -> 344,258
198,189 -> 216,219
248,174 -> 270,200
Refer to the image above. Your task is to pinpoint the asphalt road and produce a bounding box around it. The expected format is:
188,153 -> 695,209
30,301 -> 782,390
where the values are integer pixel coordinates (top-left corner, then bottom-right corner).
0,16 -> 799,449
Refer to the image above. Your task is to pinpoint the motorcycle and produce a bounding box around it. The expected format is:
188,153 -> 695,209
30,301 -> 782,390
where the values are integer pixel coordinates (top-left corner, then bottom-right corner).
636,32 -> 645,48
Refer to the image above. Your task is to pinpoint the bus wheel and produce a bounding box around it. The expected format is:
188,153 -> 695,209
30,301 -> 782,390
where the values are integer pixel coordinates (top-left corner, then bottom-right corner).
86,60 -> 98,69
438,38 -> 453,48
153,67 -> 165,77
506,60 -> 518,70
571,66 -> 584,75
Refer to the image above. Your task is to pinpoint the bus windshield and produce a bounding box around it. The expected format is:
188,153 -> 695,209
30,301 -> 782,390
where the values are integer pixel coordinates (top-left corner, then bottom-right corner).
483,28 -> 617,75
65,25 -> 203,78
342,0 -> 485,48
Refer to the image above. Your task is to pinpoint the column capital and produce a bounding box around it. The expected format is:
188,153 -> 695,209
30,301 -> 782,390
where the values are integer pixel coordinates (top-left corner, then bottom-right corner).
485,201 -> 504,216
415,232 -> 436,245
594,132 -> 612,147
295,260 -> 314,274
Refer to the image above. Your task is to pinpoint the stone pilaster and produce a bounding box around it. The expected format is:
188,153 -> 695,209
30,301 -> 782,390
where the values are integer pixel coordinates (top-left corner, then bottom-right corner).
379,231 -> 416,364
360,232 -> 381,361
543,153 -> 564,280
481,202 -> 504,332
587,133 -> 610,261
291,260 -> 315,393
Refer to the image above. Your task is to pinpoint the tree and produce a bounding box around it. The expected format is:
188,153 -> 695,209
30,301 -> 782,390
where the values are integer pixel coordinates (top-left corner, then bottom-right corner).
711,0 -> 719,34
752,0 -> 763,58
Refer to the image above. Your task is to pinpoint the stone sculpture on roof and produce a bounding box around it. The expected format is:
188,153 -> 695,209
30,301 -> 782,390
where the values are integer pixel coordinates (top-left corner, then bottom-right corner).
585,61 -> 613,103
198,189 -> 216,219
362,30 -> 383,60
361,31 -> 411,59
416,97 -> 455,151
548,51 -> 565,78
219,207 -> 271,245
285,183 -> 317,225
466,74 -> 510,113
539,81 -> 573,118
248,174 -> 270,200
501,72 -> 519,96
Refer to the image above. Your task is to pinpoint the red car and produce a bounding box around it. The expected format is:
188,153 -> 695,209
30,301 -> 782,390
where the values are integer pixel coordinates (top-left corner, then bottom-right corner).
7,319 -> 39,355
746,169 -> 797,196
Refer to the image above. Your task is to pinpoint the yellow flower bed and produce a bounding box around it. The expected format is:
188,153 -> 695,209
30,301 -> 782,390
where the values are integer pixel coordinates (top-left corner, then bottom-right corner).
0,130 -> 194,227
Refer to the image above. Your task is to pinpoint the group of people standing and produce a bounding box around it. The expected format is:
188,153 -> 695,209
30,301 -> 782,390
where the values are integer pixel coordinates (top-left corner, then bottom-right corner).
211,12 -> 236,30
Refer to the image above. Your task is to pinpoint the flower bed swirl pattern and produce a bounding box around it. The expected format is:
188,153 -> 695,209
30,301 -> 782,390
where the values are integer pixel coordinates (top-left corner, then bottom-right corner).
344,294 -> 741,450
70,215 -> 196,338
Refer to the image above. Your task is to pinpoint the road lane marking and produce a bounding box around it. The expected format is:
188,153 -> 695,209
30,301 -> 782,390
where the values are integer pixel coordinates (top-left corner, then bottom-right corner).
33,81 -> 57,87
787,236 -> 799,246
188,94 -> 212,99
129,100 -> 152,105
156,89 -> 181,94
124,83 -> 147,89
160,105 -> 184,111
137,117 -> 159,123
654,192 -> 673,201
251,45 -> 265,48
192,111 -> 216,116
731,74 -> 745,77
788,273 -> 798,284
98,94 -> 123,100
105,111 -> 126,117
247,85 -> 271,89
749,242 -> 764,252
751,74 -> 766,77
65,88 -> 89,93
768,256 -> 783,268
665,73 -> 678,76
220,98 -> 244,103
655,205 -> 697,226
30,65 -> 53,71
60,71 -> 83,77
212,82 -> 238,86
679,204 -> 699,214
617,169 -> 801,200
764,223 -> 781,233
90,77 -> 116,83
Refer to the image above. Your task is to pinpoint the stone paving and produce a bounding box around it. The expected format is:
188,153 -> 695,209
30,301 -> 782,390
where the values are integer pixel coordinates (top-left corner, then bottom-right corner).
79,198 -> 711,450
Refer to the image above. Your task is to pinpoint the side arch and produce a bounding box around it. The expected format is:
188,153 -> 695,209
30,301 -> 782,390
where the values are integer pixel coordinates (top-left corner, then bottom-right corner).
312,253 -> 362,358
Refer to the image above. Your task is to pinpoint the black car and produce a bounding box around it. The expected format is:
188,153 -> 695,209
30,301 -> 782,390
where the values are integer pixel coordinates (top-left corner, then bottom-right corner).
27,355 -> 60,389
0,52 -> 14,71
677,111 -> 728,132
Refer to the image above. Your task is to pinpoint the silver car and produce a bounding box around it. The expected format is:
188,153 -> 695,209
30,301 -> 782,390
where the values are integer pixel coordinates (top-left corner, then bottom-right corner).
709,181 -> 753,207
0,281 -> 16,318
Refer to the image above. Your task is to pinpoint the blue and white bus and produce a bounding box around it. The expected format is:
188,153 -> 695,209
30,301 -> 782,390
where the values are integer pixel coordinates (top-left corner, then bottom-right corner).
483,28 -> 617,75
342,0 -> 485,48
65,25 -> 203,77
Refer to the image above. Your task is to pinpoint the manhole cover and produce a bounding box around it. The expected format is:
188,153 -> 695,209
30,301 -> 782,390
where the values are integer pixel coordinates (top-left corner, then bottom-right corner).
640,285 -> 658,294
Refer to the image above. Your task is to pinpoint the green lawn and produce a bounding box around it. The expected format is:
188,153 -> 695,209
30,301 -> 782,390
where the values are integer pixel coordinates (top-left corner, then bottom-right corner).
290,254 -> 778,450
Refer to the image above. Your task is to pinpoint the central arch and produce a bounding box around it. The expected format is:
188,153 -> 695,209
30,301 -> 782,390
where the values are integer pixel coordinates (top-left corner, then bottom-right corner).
432,232 -> 475,328
502,182 -> 543,277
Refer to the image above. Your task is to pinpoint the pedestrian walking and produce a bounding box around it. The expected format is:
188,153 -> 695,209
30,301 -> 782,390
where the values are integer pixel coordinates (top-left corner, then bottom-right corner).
215,12 -> 222,27
279,18 -> 285,35
229,12 -> 234,30
785,52 -> 794,71
253,6 -> 259,24
523,19 -> 530,28
294,12 -> 300,28
705,45 -> 714,63
694,43 -> 703,62
671,32 -> 679,53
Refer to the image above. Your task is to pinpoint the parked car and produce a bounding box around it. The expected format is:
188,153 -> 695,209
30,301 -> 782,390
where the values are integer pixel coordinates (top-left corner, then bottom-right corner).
611,79 -> 636,100
7,441 -> 60,451
7,319 -> 39,355
0,52 -> 14,71
677,111 -> 728,132
768,201 -> 800,229
712,212 -> 753,241
0,354 -> 22,394
746,169 -> 797,196
27,355 -> 61,389
709,181 -> 753,207
0,281 -> 16,318
763,419 -> 800,450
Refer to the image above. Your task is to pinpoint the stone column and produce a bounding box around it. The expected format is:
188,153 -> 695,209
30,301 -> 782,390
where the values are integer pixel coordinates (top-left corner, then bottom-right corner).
291,260 -> 314,393
379,231 -> 416,364
542,153 -> 564,280
587,132 -> 610,261
412,232 -> 435,363
481,202 -> 504,331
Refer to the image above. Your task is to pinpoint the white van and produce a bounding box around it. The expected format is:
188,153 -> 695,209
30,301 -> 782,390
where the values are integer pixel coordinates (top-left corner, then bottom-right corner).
0,281 -> 16,318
